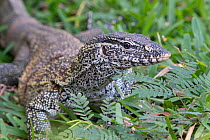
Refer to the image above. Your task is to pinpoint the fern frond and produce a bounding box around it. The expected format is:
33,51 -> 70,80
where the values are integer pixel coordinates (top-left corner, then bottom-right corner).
132,83 -> 173,98
54,120 -> 121,140
121,62 -> 209,98
100,98 -> 116,122
70,93 -> 94,121
174,73 -> 209,96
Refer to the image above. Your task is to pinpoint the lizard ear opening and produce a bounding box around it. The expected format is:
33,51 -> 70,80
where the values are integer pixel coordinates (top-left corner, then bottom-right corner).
101,45 -> 107,56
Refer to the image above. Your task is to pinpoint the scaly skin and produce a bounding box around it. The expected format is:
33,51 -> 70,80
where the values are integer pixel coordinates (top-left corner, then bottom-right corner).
0,0 -> 107,85
0,0 -> 37,85
0,0 -> 171,139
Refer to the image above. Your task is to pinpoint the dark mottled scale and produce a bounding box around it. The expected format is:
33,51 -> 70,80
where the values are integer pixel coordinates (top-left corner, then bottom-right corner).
0,0 -> 171,139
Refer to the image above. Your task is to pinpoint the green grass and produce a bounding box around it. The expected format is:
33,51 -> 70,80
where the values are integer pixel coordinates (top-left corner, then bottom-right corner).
1,0 -> 210,139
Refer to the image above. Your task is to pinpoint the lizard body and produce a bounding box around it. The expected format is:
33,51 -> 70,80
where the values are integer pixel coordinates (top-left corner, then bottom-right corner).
0,0 -> 171,139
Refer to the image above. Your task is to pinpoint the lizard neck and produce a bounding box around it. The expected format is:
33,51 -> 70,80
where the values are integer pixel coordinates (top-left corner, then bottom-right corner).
65,43 -> 121,93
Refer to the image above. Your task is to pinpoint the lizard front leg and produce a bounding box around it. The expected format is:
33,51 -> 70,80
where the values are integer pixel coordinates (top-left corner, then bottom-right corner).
26,89 -> 62,140
0,43 -> 30,85
0,63 -> 23,85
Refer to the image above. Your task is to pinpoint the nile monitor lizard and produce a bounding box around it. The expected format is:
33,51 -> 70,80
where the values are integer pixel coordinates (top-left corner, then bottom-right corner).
0,0 -> 171,139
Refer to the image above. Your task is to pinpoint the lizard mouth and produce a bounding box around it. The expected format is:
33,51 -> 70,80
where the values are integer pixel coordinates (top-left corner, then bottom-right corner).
130,52 -> 171,66
115,52 -> 171,69
156,52 -> 171,62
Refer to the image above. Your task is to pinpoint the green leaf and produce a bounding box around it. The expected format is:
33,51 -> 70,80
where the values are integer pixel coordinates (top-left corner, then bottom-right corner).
167,0 -> 175,24
0,118 -> 9,140
57,102 -> 77,120
201,132 -> 210,140
4,125 -> 27,138
165,116 -> 177,140
57,9 -> 71,32
0,43 -> 14,61
13,116 -> 27,132
164,100 -> 175,110
192,17 -> 204,58
201,115 -> 210,130
194,125 -> 205,139
82,101 -> 89,108
0,25 -> 8,32
182,34 -> 192,51
57,112 -> 70,122
6,113 -> 18,127
115,103 -> 123,125
142,12 -> 156,35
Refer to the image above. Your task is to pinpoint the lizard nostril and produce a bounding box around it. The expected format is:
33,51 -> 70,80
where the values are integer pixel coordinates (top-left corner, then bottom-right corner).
145,45 -> 153,52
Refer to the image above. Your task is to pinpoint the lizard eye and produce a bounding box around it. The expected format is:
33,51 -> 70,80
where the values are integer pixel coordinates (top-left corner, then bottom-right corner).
123,42 -> 132,49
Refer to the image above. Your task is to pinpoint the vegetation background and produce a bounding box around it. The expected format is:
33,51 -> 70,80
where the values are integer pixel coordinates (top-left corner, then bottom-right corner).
0,0 -> 210,139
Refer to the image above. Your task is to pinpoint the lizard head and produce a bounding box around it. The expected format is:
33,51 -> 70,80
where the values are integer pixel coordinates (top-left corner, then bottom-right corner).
85,32 -> 171,68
